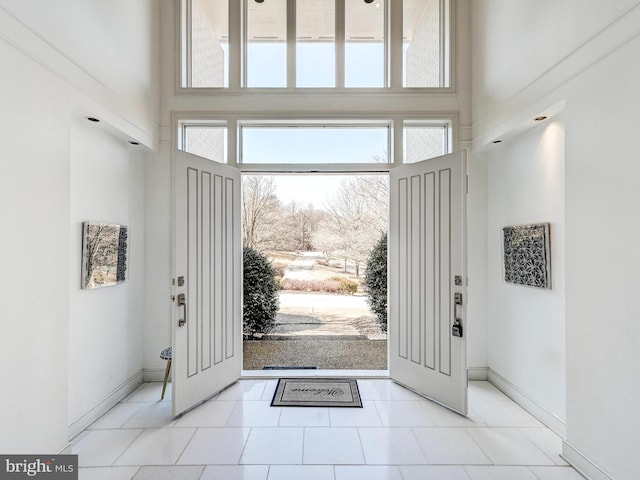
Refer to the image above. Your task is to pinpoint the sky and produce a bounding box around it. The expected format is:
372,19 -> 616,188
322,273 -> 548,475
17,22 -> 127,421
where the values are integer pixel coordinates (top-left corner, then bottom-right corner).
268,175 -> 346,209
241,126 -> 389,164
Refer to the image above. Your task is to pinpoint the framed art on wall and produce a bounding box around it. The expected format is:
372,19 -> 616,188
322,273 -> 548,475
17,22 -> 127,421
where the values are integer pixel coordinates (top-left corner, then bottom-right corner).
503,223 -> 551,289
81,222 -> 129,289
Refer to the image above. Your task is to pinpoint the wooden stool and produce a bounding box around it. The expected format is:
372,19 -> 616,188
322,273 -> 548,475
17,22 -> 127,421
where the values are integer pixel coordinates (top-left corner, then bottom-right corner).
160,347 -> 172,400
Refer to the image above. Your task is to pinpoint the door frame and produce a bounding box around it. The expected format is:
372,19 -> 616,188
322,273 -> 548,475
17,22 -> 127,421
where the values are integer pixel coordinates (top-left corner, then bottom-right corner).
171,115 -> 467,411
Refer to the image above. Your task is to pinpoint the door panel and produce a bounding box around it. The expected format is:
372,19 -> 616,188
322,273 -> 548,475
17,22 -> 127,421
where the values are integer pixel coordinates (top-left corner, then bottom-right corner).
389,151 -> 467,415
173,150 -> 242,417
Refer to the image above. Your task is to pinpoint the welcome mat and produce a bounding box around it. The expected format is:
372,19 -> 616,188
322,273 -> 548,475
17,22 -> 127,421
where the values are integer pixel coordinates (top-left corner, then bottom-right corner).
271,378 -> 362,408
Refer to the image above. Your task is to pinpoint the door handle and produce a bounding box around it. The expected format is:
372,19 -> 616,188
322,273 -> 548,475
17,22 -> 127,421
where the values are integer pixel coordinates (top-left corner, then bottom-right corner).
452,293 -> 463,337
177,293 -> 187,327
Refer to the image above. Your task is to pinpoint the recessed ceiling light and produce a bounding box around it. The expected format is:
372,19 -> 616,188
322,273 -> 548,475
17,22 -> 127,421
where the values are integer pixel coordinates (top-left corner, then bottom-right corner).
534,116 -> 547,122
86,116 -> 100,123
129,141 -> 140,146
492,140 -> 502,144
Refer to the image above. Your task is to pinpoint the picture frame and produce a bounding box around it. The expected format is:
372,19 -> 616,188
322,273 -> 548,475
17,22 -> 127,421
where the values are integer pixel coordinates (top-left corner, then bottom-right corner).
81,222 -> 129,289
502,223 -> 551,289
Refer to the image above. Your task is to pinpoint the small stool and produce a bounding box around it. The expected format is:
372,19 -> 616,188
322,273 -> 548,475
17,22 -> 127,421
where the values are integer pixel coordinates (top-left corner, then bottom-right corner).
160,347 -> 172,400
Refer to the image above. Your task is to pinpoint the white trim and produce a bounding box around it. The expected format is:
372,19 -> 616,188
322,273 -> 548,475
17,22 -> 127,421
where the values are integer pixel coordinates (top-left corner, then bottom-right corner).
242,369 -> 389,379
335,0 -> 345,88
286,0 -> 296,87
562,441 -> 615,480
143,368 -> 169,383
488,368 -> 566,437
243,368 -> 487,381
388,0 -> 402,89
66,370 -> 144,440
467,367 -> 488,381
238,163 -> 391,173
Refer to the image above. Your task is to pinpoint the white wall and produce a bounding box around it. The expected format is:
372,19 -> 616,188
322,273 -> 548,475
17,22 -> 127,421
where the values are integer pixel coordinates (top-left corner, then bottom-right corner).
0,1 -> 158,452
0,39 -> 71,454
472,0 -> 640,124
466,154 -> 488,374
472,2 -> 640,478
143,141 -> 173,379
562,34 -> 640,480
67,115 -> 146,435
0,0 -> 159,144
486,118 -> 566,432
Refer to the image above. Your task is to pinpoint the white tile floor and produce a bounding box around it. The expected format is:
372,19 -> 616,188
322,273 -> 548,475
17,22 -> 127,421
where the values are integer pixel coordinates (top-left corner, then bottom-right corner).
73,380 -> 584,480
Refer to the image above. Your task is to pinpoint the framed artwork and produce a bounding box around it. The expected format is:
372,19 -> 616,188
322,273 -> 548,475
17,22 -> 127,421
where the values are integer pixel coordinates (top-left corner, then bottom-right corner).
503,223 -> 551,289
81,222 -> 129,289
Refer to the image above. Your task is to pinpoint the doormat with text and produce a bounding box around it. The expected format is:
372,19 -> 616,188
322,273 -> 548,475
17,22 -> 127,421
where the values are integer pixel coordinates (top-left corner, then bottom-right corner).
271,378 -> 362,407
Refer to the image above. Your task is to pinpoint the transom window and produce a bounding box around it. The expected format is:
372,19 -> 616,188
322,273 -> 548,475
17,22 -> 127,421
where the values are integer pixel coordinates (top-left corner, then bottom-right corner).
181,0 -> 451,90
240,121 -> 391,164
178,119 -> 452,167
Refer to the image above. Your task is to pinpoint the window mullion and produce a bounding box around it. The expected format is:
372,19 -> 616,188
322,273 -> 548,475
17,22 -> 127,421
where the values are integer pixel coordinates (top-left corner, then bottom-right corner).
287,0 -> 296,88
389,0 -> 403,89
230,0 -> 242,88
441,0 -> 451,87
228,118 -> 238,167
335,0 -> 345,89
182,0 -> 193,87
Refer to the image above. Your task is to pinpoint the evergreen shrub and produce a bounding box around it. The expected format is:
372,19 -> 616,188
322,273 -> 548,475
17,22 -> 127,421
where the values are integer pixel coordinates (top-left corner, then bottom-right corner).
364,233 -> 387,331
243,247 -> 279,338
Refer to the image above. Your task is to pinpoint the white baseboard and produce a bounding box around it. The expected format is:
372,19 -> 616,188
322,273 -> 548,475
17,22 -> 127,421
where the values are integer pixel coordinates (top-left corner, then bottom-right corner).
144,367 -> 169,382
562,441 -> 614,480
487,369 -> 566,437
468,367 -> 489,381
67,370 -> 144,440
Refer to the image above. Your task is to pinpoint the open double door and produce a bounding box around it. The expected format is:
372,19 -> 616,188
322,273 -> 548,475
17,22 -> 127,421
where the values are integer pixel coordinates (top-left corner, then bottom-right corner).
171,149 -> 467,417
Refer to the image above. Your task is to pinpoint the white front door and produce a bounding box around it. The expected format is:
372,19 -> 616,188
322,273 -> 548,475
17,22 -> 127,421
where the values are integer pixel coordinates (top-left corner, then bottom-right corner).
389,151 -> 468,415
172,150 -> 242,416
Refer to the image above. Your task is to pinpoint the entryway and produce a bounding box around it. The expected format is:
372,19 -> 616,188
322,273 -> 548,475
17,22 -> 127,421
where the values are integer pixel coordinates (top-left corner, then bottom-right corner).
171,148 -> 468,418
240,174 -> 388,372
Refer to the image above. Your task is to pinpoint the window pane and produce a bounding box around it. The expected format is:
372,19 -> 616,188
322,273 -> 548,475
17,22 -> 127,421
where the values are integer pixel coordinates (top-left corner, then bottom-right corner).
190,0 -> 228,87
403,0 -> 443,87
404,125 -> 447,163
241,126 -> 389,164
246,0 -> 287,88
297,0 -> 335,88
183,126 -> 227,163
345,0 -> 385,88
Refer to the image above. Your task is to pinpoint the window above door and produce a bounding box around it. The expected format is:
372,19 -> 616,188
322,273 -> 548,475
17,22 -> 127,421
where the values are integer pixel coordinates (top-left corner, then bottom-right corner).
180,0 -> 452,91
177,117 -> 454,169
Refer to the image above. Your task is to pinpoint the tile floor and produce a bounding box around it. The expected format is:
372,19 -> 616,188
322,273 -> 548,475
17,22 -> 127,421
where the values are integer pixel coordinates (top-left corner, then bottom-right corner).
72,380 -> 584,480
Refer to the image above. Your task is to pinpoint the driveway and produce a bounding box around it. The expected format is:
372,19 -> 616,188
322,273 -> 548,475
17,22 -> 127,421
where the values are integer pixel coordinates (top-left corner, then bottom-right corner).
268,252 -> 385,339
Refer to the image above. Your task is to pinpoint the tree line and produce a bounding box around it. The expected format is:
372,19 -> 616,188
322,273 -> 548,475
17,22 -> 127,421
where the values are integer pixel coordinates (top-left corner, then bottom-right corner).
242,175 -> 388,276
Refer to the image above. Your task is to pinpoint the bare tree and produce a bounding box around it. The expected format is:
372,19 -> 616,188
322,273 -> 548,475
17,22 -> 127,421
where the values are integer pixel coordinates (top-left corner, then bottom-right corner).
279,201 -> 323,251
317,175 -> 388,276
242,176 -> 281,251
